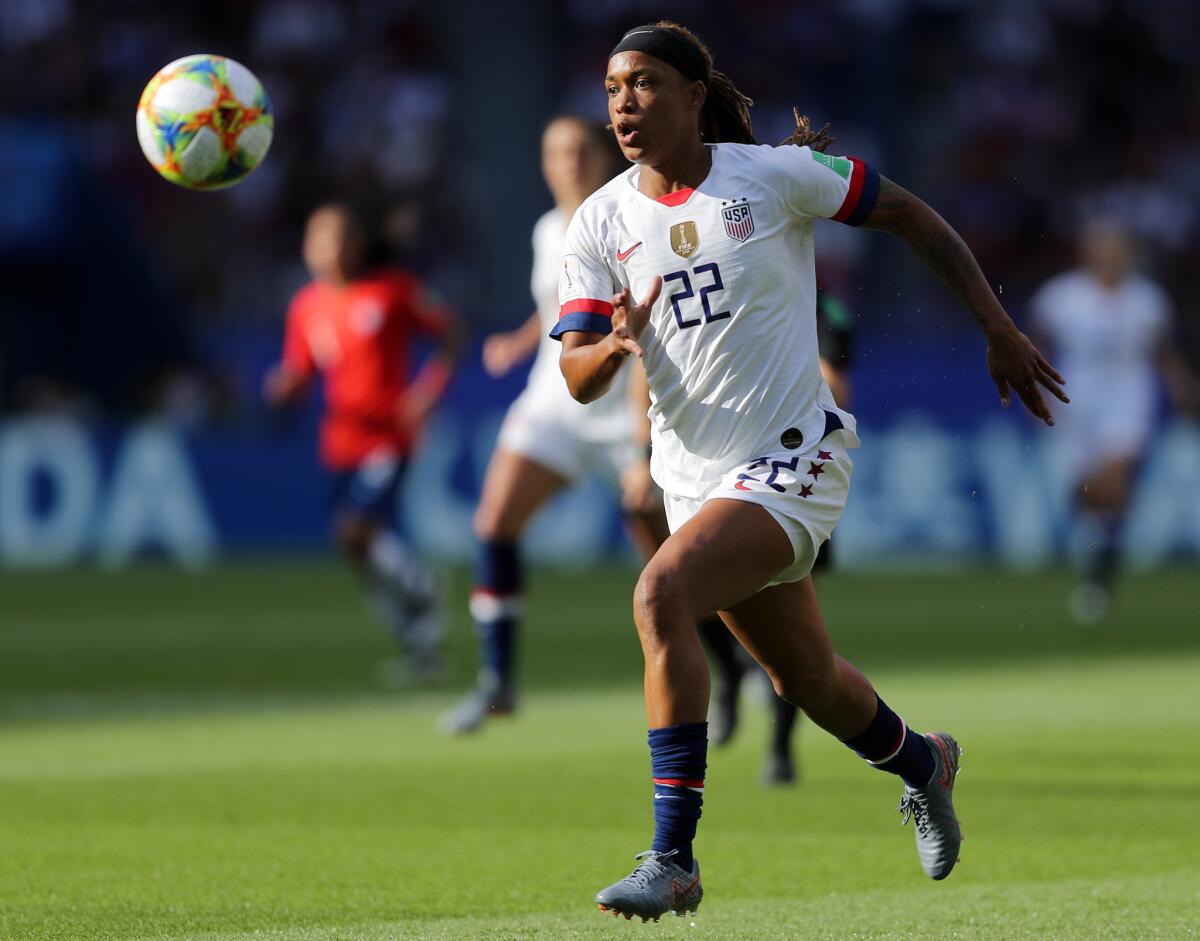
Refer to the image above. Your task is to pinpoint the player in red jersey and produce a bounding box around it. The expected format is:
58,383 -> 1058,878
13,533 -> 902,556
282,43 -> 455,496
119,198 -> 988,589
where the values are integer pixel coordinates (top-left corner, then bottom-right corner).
264,204 -> 462,681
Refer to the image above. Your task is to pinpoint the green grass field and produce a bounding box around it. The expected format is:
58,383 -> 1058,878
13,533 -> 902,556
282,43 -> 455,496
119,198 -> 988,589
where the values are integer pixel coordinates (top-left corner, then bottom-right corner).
1,564 -> 1198,940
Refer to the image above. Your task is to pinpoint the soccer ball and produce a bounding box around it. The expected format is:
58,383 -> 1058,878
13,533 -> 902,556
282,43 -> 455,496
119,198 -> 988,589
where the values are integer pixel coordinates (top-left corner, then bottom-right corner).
136,54 -> 273,190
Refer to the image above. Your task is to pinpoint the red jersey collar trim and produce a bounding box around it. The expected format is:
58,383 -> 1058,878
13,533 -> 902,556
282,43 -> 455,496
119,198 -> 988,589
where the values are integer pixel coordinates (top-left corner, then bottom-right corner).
656,187 -> 695,207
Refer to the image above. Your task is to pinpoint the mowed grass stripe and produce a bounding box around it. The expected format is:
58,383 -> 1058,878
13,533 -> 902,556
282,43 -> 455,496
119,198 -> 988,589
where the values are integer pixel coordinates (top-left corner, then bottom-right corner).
3,567 -> 1199,707
114,873 -> 1200,941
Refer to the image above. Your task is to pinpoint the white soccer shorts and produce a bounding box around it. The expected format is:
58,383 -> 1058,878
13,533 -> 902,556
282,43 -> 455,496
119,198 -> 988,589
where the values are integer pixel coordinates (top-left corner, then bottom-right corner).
664,429 -> 854,586
497,398 -> 637,487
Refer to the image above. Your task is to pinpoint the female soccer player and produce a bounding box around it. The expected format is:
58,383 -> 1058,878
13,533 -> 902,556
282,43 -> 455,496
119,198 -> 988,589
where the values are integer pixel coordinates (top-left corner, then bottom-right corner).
264,204 -> 461,682
553,23 -> 1068,920
1031,220 -> 1189,623
702,288 -> 857,786
440,116 -> 672,734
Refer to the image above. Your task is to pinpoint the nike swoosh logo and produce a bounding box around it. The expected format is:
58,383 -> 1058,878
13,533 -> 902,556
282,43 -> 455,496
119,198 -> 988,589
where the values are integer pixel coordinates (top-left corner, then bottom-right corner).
672,874 -> 701,906
616,242 -> 643,262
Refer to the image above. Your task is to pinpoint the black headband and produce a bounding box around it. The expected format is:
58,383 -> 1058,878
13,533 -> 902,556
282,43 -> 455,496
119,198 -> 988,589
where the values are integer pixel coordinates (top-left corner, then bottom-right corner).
610,25 -> 709,87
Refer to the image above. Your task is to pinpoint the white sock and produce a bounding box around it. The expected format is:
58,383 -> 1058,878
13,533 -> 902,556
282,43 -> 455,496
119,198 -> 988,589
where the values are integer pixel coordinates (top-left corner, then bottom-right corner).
366,580 -> 443,655
366,582 -> 411,648
368,531 -> 434,600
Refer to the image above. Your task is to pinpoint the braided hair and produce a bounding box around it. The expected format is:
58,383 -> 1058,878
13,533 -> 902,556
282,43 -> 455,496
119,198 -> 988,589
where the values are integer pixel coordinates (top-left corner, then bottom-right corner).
653,21 -> 836,153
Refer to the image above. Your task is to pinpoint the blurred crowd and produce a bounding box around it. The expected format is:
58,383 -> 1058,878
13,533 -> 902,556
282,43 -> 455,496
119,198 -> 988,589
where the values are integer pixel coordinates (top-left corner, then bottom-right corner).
0,0 -> 1197,417
0,0 -> 463,417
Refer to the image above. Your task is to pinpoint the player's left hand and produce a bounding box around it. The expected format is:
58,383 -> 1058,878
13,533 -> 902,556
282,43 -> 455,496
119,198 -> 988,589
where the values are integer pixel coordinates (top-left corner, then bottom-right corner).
985,324 -> 1069,426
620,459 -> 660,514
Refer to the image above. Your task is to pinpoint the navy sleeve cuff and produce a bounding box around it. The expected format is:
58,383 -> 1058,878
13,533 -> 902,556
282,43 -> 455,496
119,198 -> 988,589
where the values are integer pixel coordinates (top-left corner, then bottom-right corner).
549,311 -> 614,340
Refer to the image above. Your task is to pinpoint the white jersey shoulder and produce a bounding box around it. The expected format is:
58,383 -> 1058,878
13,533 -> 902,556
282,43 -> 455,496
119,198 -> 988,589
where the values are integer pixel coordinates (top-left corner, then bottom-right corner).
1033,269 -> 1169,352
515,202 -> 632,439
531,207 -> 566,331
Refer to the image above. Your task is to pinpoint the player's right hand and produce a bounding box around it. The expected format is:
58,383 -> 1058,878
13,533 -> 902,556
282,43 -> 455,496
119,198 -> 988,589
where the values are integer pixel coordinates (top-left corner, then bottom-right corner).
482,333 -> 526,377
610,277 -> 662,358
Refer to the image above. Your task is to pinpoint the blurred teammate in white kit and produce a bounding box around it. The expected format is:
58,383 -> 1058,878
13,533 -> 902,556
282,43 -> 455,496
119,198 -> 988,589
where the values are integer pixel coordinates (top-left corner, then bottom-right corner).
441,115 -> 669,733
1031,219 -> 1193,623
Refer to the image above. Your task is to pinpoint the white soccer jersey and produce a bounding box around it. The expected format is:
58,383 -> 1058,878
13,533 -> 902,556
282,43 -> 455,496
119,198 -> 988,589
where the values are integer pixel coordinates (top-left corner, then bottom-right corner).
1031,269 -> 1170,471
511,208 -> 631,441
552,142 -> 877,499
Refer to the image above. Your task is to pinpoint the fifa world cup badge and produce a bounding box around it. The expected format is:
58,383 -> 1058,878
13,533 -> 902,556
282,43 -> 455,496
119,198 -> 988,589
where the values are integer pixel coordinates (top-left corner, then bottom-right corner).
670,221 -> 699,259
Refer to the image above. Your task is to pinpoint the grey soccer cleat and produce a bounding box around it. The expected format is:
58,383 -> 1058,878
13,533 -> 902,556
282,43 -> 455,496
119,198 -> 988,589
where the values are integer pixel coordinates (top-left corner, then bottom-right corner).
595,850 -> 702,921
1068,582 -> 1111,625
898,732 -> 963,880
437,682 -> 515,736
373,649 -> 445,690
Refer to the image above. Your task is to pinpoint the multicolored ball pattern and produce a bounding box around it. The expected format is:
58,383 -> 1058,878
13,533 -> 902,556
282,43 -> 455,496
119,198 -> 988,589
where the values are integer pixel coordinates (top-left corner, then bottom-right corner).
136,54 -> 273,190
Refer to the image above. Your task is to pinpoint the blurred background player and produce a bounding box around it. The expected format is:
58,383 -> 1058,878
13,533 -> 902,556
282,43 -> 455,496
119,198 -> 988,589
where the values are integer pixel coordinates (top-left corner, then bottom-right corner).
264,204 -> 462,681
440,116 -> 672,734
699,289 -> 856,785
1031,219 -> 1193,624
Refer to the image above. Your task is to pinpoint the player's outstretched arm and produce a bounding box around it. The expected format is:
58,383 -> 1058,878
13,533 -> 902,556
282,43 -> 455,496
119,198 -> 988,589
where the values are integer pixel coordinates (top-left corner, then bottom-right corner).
399,307 -> 465,432
862,177 -> 1068,425
483,311 -> 542,378
262,365 -> 310,409
560,278 -> 661,403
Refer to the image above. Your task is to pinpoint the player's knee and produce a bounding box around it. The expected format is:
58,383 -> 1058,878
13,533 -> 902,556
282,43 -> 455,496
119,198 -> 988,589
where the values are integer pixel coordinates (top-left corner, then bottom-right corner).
632,566 -> 691,649
473,504 -> 517,543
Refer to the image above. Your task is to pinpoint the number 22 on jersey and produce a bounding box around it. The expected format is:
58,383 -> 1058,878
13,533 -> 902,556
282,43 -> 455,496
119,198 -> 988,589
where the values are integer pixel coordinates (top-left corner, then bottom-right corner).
663,262 -> 729,330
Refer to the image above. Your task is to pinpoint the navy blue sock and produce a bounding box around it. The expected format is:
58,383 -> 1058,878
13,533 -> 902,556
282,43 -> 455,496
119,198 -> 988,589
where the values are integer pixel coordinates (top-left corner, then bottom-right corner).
470,541 -> 522,690
649,722 -> 707,871
842,696 -> 935,789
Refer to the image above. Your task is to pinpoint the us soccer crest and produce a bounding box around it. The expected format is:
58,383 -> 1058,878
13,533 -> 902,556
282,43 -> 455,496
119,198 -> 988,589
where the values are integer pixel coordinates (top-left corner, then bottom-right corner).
722,198 -> 754,242
670,221 -> 699,259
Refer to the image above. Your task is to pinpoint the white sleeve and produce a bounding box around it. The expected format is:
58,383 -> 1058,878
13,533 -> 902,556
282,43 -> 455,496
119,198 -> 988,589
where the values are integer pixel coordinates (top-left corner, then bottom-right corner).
763,144 -> 881,225
550,208 -> 619,340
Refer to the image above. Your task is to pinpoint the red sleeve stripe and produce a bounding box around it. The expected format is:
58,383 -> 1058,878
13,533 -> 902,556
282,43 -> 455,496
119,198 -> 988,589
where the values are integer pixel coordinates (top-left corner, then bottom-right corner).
831,158 -> 880,226
831,158 -> 866,224
558,297 -> 614,319
653,777 -> 705,789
